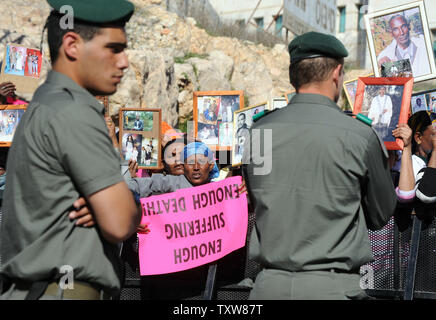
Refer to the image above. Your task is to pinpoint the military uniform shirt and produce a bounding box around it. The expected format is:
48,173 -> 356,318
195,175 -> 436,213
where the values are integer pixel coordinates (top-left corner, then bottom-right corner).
0,71 -> 124,295
243,93 -> 397,272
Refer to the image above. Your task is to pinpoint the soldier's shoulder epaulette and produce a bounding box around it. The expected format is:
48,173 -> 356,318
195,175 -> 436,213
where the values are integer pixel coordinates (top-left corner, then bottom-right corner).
345,112 -> 388,158
344,112 -> 373,126
252,109 -> 278,123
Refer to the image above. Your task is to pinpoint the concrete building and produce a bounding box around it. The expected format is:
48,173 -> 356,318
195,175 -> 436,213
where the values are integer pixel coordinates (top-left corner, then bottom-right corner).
208,0 -> 286,38
336,0 -> 368,68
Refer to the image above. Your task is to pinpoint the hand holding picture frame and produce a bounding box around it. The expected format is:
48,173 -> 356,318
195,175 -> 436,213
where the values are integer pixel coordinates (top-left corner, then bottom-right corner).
0,104 -> 27,147
194,90 -> 244,151
119,108 -> 163,169
364,1 -> 436,83
354,77 -> 413,150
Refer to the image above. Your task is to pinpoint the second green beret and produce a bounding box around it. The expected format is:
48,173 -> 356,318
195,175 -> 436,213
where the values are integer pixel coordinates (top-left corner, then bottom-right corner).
288,31 -> 348,64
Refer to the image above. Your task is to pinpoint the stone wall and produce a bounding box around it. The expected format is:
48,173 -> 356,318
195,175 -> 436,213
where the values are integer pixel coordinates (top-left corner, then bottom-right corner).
0,0 -> 292,128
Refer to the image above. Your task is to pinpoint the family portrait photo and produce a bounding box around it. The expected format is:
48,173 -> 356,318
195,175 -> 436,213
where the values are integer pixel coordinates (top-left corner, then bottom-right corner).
364,1 -> 436,82
194,90 -> 243,150
3,44 -> 42,78
119,108 -> 162,169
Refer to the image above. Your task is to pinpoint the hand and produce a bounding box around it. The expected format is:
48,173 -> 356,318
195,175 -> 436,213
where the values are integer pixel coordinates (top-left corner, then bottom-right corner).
128,159 -> 138,178
137,223 -> 150,234
392,123 -> 412,149
378,56 -> 391,67
69,197 -> 95,227
0,82 -> 16,98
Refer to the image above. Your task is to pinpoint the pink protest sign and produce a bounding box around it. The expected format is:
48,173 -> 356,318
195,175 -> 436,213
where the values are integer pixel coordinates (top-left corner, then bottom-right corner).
138,176 -> 248,276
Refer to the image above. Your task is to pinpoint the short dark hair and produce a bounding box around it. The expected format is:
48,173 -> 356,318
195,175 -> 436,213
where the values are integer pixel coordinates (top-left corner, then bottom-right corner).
289,56 -> 343,90
46,11 -> 102,64
408,110 -> 432,154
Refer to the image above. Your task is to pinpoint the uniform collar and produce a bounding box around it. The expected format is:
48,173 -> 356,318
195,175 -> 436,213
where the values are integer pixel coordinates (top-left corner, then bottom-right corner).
45,71 -> 106,114
290,93 -> 341,112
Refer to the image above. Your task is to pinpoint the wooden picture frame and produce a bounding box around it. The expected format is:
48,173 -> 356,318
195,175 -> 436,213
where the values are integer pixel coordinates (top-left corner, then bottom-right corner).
354,77 -> 414,150
118,108 -> 163,169
0,104 -> 27,147
364,1 -> 436,83
0,43 -> 43,93
271,97 -> 288,110
343,73 -> 374,111
96,96 -> 109,116
193,90 -> 244,151
284,90 -> 296,104
231,102 -> 268,167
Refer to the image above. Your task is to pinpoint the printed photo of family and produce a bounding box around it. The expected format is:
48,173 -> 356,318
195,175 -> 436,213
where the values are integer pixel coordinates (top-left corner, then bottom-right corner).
195,92 -> 242,149
4,45 -> 42,78
121,133 -> 158,167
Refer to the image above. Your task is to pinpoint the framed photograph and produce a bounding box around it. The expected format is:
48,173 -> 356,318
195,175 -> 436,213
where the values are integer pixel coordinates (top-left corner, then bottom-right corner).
364,1 -> 436,82
0,43 -> 43,93
231,103 -> 267,166
410,89 -> 436,114
0,105 -> 27,147
380,59 -> 413,77
343,73 -> 374,110
119,108 -> 162,169
96,96 -> 109,116
411,93 -> 428,114
193,90 -> 244,151
284,90 -> 296,104
272,97 -> 288,110
354,77 -> 414,150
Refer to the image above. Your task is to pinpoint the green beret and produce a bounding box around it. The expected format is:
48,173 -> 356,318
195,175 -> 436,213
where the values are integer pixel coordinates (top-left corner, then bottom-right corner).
288,31 -> 348,64
47,0 -> 134,24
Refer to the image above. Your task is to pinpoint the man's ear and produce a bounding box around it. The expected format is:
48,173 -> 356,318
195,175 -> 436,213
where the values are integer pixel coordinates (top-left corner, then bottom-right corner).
332,64 -> 343,87
61,31 -> 82,61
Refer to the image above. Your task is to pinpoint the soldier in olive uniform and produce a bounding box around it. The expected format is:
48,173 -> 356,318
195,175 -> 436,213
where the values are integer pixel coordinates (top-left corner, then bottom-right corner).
0,0 -> 140,300
243,32 -> 397,300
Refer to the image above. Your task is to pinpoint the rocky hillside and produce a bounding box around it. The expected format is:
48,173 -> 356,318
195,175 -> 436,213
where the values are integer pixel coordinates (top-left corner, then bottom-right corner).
0,0 -> 368,127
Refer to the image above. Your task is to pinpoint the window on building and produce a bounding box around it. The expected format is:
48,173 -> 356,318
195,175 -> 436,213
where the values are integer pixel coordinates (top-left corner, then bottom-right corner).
275,15 -> 283,37
338,6 -> 346,33
254,17 -> 264,30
